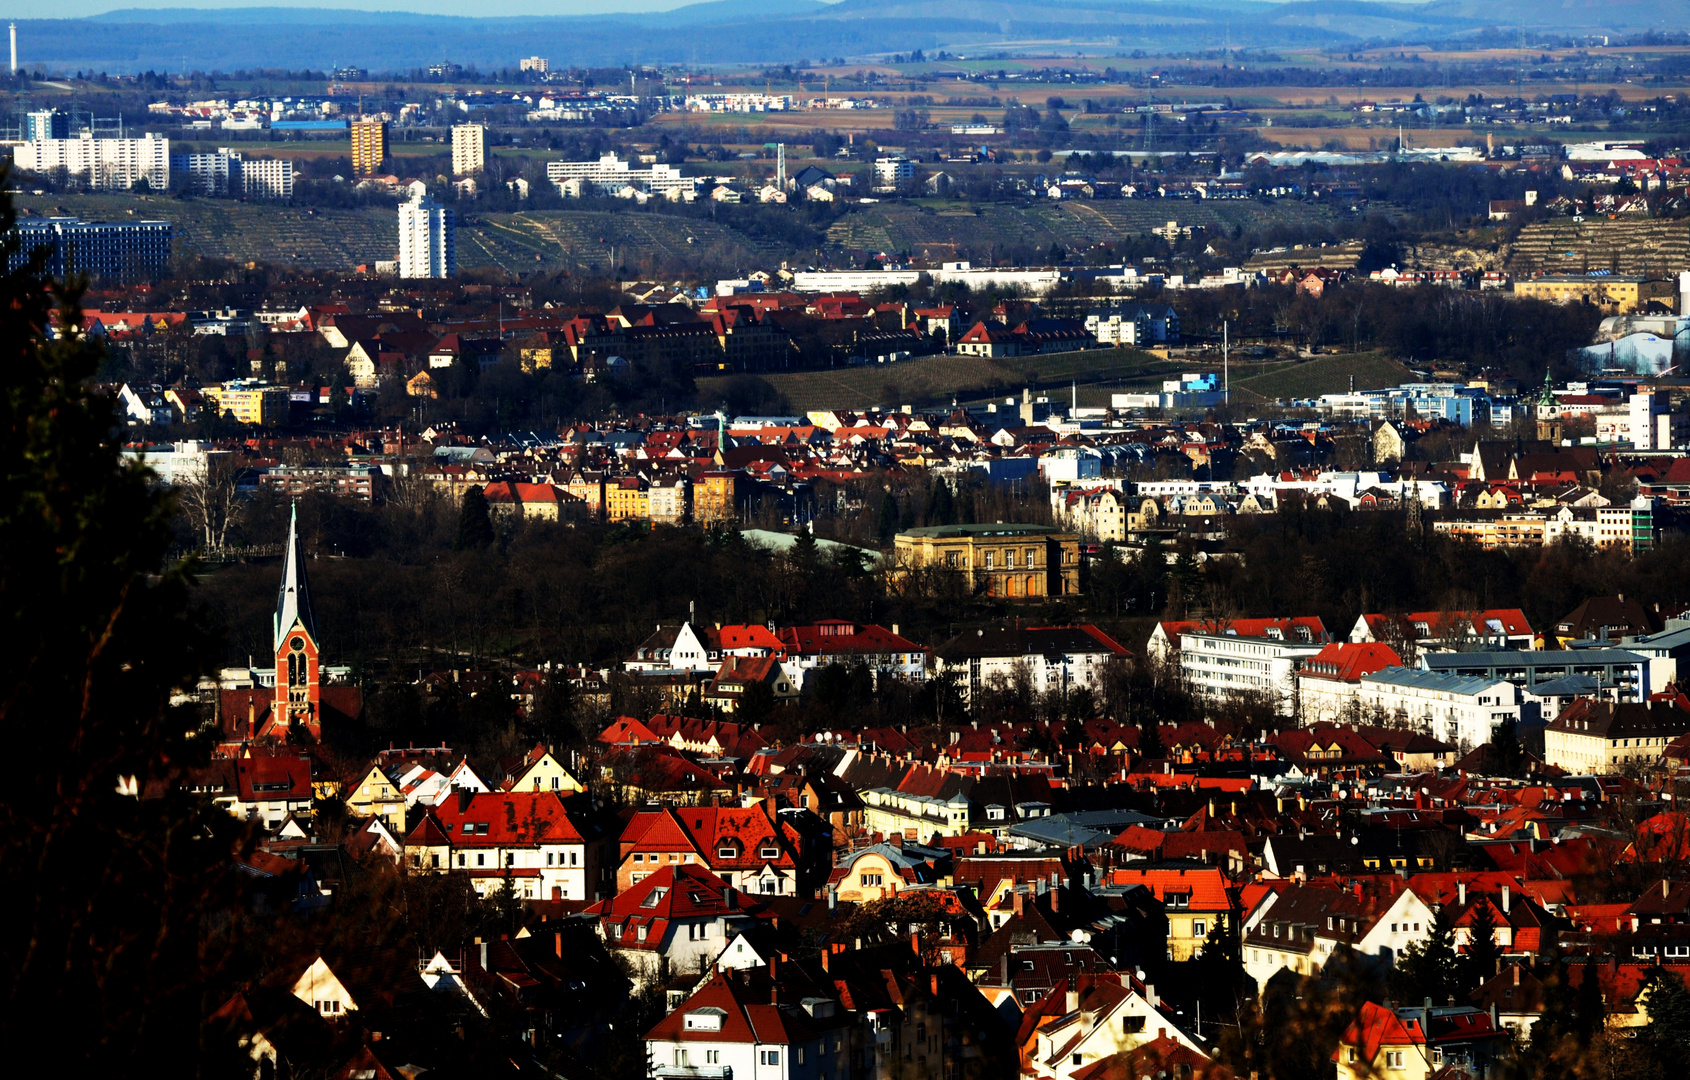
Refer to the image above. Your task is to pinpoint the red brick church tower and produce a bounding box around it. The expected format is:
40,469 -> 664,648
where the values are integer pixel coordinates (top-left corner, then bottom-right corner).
272,504 -> 320,735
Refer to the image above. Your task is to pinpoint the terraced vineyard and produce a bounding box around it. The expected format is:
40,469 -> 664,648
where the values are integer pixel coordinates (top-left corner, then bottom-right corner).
14,193 -> 394,268
825,198 -> 1345,257
461,209 -> 784,276
697,346 -> 1173,411
1509,218 -> 1690,279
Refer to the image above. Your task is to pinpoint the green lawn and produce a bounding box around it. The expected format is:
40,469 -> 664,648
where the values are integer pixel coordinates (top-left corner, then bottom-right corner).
1227,352 -> 1415,401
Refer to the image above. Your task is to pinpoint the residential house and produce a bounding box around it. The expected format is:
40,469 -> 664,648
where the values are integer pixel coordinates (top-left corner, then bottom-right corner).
584,863 -> 763,988
403,789 -> 599,901
615,803 -> 813,896
1543,699 -> 1690,773
644,968 -> 852,1080
827,841 -> 951,902
1105,865 -> 1235,962
933,625 -> 1132,709
1242,881 -> 1436,988
1333,1001 -> 1510,1080
345,764 -> 407,830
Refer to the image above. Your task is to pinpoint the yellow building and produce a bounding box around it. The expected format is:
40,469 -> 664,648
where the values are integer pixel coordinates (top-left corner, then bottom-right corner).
894,523 -> 1081,599
1431,513 -> 1548,550
1513,275 -> 1675,314
605,476 -> 650,522
345,765 -> 406,830
509,747 -> 585,794
350,119 -> 389,177
202,382 -> 289,425
694,472 -> 741,526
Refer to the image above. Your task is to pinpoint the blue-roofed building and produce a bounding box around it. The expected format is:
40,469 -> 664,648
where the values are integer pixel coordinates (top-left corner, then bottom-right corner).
1357,666 -> 1522,754
1418,648 -> 1650,702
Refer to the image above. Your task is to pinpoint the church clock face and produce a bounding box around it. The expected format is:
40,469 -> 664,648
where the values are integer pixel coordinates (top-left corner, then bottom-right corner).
290,636 -> 305,652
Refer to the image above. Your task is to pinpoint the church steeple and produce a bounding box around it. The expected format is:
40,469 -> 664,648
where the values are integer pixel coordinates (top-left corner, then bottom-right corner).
272,503 -> 321,739
274,502 -> 316,654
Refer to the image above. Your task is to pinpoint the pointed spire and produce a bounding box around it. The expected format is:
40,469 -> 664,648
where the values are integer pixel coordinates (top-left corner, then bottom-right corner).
274,502 -> 317,653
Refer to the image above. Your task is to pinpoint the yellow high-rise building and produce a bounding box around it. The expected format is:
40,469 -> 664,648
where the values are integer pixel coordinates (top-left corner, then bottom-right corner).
350,119 -> 388,177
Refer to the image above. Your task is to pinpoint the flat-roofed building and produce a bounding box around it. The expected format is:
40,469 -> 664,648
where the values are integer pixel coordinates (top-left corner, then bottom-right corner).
1513,275 -> 1674,314
350,119 -> 388,177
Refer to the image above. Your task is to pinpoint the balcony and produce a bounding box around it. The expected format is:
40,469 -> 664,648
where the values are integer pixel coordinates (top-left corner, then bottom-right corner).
653,1068 -> 732,1080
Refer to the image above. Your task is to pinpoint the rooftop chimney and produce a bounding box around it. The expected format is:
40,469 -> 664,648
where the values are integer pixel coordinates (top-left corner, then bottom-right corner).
1501,885 -> 1511,914
1458,882 -> 1466,906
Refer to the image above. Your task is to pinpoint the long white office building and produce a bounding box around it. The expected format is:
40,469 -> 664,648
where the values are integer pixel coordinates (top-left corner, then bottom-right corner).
545,153 -> 695,197
14,133 -> 171,191
1354,667 -> 1522,753
790,261 -> 1064,295
398,191 -> 455,279
169,149 -> 293,199
1180,627 -> 1327,715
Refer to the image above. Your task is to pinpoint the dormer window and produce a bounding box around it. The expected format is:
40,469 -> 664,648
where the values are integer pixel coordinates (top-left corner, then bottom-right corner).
760,846 -> 780,859
718,845 -> 738,860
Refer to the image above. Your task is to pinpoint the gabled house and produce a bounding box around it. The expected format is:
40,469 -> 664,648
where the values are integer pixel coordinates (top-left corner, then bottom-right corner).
1334,1001 -> 1510,1080
344,764 -> 407,829
1242,881 -> 1436,988
1024,976 -> 1202,1080
584,863 -> 763,988
643,967 -> 852,1080
617,803 -> 815,896
403,789 -> 599,901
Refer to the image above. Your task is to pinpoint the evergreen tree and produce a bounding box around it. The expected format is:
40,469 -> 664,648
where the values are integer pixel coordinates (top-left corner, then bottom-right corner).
1489,720 -> 1527,779
1463,901 -> 1502,988
455,484 -> 495,550
876,490 -> 898,545
1644,965 -> 1690,1067
1394,904 -> 1461,1005
0,185 -> 236,1065
1137,710 -> 1165,761
929,478 -> 956,525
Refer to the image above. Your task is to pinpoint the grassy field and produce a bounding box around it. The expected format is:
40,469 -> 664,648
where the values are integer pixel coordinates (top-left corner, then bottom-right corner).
1227,352 -> 1415,401
697,346 -> 1174,411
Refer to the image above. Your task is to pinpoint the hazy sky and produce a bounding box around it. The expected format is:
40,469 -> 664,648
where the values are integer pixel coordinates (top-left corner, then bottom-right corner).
7,0 -> 720,17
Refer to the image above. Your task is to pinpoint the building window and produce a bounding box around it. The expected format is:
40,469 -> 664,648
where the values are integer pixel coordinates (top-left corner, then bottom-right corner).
761,1050 -> 781,1065
477,853 -> 486,867
1192,921 -> 1206,938
1386,1051 -> 1404,1069
862,873 -> 883,886
1123,1016 -> 1145,1033
708,1051 -> 720,1064
797,1048 -> 806,1065
718,847 -> 738,860
1072,1055 -> 1082,1066
761,846 -> 780,859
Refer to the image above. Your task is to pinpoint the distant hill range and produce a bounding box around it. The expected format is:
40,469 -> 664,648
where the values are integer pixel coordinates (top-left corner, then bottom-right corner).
15,0 -> 1690,74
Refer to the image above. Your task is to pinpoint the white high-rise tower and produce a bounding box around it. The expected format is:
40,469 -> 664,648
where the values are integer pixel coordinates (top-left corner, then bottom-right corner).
10,23 -> 18,74
397,190 -> 455,279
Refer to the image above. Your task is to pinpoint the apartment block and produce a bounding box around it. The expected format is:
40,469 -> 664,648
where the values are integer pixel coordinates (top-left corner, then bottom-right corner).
350,119 -> 388,177
452,123 -> 485,176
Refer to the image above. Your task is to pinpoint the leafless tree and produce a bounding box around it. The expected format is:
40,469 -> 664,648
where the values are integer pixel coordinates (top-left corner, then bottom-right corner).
177,453 -> 243,554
